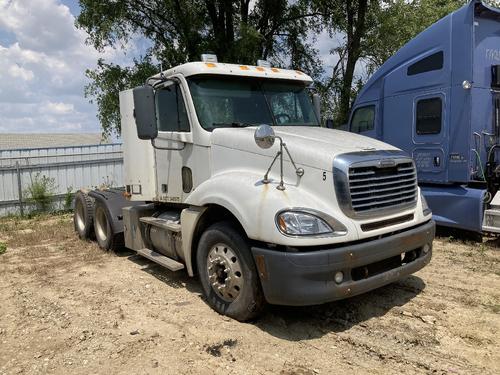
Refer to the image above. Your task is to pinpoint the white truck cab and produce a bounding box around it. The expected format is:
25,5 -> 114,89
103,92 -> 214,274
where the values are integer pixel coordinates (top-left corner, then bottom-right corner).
74,57 -> 435,321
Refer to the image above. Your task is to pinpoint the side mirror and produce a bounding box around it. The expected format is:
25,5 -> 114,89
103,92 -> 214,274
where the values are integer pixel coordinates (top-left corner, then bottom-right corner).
133,85 -> 158,140
312,93 -> 321,123
254,124 -> 275,149
325,119 -> 334,129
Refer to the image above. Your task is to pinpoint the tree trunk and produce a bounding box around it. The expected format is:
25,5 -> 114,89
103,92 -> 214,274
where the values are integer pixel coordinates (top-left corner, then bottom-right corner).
336,0 -> 368,126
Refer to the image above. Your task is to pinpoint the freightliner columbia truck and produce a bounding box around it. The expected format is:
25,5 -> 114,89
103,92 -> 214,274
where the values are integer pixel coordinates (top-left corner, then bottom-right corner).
348,0 -> 500,234
74,56 -> 434,321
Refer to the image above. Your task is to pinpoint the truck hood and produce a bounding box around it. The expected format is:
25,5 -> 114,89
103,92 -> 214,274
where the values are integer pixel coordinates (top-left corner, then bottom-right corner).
211,126 -> 400,171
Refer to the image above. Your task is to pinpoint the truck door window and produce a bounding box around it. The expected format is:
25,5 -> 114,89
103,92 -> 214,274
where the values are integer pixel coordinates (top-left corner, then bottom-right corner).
407,51 -> 443,76
416,98 -> 442,135
155,83 -> 190,132
350,105 -> 375,133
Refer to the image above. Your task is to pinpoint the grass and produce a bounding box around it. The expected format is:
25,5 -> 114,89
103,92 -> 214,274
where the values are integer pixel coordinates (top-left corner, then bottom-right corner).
24,173 -> 57,213
0,242 -> 6,255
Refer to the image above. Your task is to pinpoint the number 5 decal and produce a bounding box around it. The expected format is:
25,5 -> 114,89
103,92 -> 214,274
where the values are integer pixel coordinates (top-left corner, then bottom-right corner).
322,172 -> 327,181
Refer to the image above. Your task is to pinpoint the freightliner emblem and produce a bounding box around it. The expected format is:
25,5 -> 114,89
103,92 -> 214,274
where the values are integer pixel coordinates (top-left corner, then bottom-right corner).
378,159 -> 397,168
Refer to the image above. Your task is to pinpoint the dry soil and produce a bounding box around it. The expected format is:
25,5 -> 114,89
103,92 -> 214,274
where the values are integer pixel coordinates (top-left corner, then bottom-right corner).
0,214 -> 498,374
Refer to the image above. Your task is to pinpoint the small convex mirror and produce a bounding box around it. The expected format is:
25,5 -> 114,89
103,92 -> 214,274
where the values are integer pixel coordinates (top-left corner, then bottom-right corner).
254,124 -> 275,149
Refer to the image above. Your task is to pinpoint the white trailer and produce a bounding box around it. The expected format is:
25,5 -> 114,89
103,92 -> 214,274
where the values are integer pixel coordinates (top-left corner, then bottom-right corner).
74,56 -> 435,321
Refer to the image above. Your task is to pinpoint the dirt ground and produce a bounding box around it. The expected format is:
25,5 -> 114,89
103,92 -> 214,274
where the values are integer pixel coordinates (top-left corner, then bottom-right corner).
0,214 -> 498,375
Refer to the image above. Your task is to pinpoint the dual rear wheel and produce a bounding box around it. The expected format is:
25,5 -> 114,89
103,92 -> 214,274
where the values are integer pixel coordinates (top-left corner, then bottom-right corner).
73,191 -> 122,251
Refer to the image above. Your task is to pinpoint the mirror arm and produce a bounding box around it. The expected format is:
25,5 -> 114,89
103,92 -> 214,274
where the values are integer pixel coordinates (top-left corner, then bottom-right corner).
282,142 -> 304,177
262,136 -> 304,190
263,149 -> 281,184
151,139 -> 186,151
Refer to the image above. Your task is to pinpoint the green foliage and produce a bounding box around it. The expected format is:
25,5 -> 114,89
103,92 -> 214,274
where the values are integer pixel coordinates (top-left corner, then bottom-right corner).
84,57 -> 158,137
78,0 -> 491,131
77,0 -> 323,135
63,187 -> 74,211
0,242 -> 6,255
365,0 -> 466,72
484,0 -> 500,8
315,0 -> 467,125
24,173 -> 57,213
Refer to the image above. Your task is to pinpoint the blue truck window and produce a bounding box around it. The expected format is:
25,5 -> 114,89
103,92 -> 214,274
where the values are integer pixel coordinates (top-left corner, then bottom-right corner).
155,83 -> 190,132
416,98 -> 442,135
407,51 -> 443,76
351,105 -> 375,133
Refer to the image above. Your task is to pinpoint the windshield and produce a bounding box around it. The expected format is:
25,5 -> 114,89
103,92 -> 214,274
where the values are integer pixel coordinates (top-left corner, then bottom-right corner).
187,75 -> 319,130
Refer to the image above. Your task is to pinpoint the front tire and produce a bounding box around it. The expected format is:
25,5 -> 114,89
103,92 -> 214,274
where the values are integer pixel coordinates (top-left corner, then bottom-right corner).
196,222 -> 265,321
93,202 -> 123,251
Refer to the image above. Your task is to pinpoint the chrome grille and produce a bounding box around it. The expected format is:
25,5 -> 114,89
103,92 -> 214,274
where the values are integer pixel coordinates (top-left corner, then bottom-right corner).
348,161 -> 417,214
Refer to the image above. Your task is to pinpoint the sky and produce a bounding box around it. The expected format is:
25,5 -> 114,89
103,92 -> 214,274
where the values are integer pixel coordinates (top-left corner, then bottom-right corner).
0,0 -> 336,135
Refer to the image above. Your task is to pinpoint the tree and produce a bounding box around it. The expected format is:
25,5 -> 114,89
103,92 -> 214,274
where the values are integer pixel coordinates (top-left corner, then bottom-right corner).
365,0 -> 466,71
77,0 -> 324,136
316,0 -> 467,126
313,0 -> 373,126
79,0 -> 495,133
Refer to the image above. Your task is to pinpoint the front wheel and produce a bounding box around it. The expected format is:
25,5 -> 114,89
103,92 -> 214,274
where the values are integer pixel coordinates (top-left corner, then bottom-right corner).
196,222 -> 265,321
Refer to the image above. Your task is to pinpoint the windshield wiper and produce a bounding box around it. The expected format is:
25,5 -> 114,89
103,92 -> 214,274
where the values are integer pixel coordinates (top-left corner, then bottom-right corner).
212,122 -> 257,128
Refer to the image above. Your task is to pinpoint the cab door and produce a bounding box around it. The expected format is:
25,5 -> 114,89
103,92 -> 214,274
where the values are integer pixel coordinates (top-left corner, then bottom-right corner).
153,81 -> 193,203
410,92 -> 449,183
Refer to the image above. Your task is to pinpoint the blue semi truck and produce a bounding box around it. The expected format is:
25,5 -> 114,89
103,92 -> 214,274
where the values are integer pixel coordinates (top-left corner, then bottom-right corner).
348,0 -> 500,234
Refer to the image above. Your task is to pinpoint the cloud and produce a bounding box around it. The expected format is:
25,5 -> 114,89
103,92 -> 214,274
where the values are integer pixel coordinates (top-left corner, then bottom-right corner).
0,0 -> 121,134
44,101 -> 75,114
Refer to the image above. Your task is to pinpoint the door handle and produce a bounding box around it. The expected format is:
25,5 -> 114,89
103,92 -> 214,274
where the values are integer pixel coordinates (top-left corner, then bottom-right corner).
433,156 -> 441,167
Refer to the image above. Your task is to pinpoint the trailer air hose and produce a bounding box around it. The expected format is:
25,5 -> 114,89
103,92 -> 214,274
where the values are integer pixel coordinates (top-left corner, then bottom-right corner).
473,149 -> 487,181
487,144 -> 500,165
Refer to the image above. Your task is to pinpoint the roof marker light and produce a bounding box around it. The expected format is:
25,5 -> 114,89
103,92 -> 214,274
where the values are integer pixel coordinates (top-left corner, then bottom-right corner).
201,54 -> 218,63
271,68 -> 280,73
257,59 -> 271,68
256,67 -> 265,72
239,65 -> 249,70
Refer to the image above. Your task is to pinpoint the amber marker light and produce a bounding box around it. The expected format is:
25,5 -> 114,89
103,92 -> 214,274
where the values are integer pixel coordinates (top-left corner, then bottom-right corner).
278,215 -> 287,233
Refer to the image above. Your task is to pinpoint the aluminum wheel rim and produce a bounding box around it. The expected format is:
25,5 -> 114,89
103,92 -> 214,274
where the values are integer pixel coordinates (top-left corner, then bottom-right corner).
75,200 -> 86,232
95,208 -> 108,242
207,243 -> 244,302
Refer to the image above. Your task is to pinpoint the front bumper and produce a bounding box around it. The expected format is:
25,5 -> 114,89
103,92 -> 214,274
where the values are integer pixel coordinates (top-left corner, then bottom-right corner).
251,220 -> 435,306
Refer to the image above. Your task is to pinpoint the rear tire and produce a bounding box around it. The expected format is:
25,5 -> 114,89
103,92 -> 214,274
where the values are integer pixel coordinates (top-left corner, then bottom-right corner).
74,191 -> 94,240
93,202 -> 123,251
196,222 -> 265,321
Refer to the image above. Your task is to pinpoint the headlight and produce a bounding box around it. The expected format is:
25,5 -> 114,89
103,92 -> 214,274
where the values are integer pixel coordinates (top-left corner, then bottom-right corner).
276,209 -> 347,236
421,193 -> 432,216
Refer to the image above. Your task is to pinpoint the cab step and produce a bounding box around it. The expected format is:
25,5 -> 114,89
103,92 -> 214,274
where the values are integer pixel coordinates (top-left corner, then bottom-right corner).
136,248 -> 185,271
140,216 -> 181,232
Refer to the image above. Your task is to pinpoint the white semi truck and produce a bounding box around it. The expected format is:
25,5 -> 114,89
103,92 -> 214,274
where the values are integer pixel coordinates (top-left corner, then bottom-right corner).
74,56 -> 435,321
